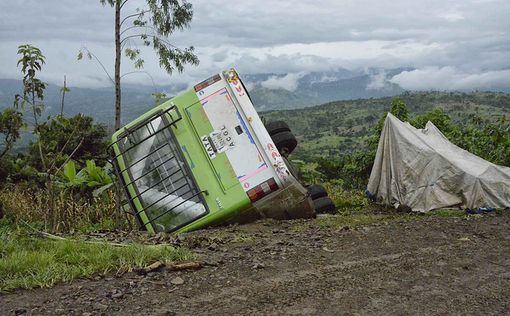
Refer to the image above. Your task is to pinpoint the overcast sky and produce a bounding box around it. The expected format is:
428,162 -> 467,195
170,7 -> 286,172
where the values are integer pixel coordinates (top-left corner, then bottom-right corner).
0,0 -> 509,91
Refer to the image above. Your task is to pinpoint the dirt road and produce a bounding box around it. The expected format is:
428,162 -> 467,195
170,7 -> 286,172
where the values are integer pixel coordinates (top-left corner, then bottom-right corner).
2,212 -> 510,315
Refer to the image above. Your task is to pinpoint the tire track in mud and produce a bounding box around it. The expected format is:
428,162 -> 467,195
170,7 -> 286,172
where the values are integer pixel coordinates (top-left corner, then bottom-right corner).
190,245 -> 449,303
167,218 -> 510,315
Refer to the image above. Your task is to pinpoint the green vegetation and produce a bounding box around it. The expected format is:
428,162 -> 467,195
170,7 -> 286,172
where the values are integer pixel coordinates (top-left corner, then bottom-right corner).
269,94 -> 510,190
0,44 -> 200,292
0,186 -> 123,233
0,108 -> 24,160
0,44 -> 120,232
264,91 -> 510,159
0,222 -> 195,292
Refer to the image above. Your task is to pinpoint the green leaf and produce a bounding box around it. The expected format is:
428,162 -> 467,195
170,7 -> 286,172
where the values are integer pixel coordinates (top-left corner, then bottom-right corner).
63,160 -> 76,182
93,183 -> 114,197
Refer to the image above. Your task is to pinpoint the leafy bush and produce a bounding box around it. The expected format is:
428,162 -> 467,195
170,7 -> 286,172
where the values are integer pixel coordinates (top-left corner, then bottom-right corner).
0,108 -> 24,160
29,114 -> 109,170
56,160 -> 113,197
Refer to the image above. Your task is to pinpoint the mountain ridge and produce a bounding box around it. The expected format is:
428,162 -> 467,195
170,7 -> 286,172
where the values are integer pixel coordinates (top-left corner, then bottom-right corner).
1,68 -> 509,127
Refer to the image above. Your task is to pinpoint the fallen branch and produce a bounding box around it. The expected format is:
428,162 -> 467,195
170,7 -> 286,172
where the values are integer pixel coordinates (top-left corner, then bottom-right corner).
166,261 -> 203,271
139,261 -> 202,274
21,221 -> 127,247
21,221 -> 181,249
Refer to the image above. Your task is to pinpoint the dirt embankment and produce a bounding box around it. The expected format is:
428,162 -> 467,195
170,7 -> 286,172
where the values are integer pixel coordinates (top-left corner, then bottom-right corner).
2,212 -> 510,315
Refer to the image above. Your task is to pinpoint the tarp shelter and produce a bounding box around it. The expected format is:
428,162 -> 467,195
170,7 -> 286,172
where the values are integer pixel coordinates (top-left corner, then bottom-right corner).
367,113 -> 510,212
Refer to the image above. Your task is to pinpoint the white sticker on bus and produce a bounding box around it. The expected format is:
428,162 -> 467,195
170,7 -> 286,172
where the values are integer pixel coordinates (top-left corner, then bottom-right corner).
201,135 -> 216,159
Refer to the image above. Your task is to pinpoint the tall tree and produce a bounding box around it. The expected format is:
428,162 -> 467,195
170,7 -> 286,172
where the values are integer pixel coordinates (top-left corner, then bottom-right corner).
95,0 -> 199,130
15,44 -> 48,169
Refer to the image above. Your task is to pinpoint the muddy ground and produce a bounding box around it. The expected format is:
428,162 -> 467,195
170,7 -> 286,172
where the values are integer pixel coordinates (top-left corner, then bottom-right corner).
1,212 -> 510,315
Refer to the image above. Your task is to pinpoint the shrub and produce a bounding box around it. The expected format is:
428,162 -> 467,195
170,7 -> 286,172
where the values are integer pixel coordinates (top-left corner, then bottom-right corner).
28,114 -> 109,171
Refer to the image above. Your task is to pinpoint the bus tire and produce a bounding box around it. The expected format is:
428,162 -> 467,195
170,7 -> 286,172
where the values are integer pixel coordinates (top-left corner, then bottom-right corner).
272,131 -> 297,155
265,121 -> 291,136
308,184 -> 328,200
313,197 -> 336,214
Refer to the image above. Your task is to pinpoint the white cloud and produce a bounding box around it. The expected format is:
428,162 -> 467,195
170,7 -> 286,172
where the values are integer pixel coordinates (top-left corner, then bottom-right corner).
389,67 -> 510,91
367,70 -> 390,90
0,0 -> 508,91
260,72 -> 307,91
439,13 -> 465,22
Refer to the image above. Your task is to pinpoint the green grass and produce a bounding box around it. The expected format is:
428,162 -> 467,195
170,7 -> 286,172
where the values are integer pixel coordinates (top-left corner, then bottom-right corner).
302,185 -> 472,231
0,224 -> 195,292
425,209 -> 469,218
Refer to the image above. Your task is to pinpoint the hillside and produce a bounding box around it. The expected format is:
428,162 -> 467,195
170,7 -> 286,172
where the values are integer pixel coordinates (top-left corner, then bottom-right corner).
2,76 -> 509,159
262,91 -> 510,159
0,68 -> 413,123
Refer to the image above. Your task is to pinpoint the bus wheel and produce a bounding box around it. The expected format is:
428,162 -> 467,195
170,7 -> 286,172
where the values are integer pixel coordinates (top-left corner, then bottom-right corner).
265,121 -> 290,136
308,184 -> 328,200
313,197 -> 336,214
272,131 -> 297,156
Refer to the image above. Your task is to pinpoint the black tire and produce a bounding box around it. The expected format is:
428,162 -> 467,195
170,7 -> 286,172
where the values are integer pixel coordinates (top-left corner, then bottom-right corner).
272,131 -> 297,155
265,121 -> 291,136
313,197 -> 336,214
308,184 -> 327,200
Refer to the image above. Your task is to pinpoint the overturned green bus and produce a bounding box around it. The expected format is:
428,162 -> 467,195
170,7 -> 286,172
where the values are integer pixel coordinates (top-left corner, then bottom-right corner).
110,69 -> 333,233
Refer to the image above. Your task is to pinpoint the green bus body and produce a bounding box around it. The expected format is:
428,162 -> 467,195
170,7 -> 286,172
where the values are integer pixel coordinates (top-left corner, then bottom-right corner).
111,69 -> 314,234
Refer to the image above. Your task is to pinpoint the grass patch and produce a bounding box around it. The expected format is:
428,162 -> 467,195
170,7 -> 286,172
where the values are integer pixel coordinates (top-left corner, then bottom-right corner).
303,186 -> 471,231
424,209 -> 468,218
231,234 -> 255,244
0,224 -> 195,292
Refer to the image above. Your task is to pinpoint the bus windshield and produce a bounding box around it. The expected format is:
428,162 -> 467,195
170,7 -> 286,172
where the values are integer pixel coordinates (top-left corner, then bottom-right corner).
118,111 -> 207,232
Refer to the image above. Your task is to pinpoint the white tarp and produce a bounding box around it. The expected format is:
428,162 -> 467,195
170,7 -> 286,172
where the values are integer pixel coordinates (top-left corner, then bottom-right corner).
367,113 -> 510,212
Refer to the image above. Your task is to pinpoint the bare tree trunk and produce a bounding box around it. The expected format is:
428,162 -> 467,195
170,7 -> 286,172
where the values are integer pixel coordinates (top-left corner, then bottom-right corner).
114,0 -> 122,130
60,75 -> 66,117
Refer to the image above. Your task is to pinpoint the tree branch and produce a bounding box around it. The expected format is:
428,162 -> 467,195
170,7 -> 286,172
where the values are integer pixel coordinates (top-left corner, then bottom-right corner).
48,116 -> 83,172
0,134 -> 12,160
54,137 -> 85,175
121,34 -> 179,49
80,47 -> 115,86
120,24 -> 156,36
120,34 -> 146,44
121,71 -> 157,93
120,0 -> 130,10
120,10 -> 149,27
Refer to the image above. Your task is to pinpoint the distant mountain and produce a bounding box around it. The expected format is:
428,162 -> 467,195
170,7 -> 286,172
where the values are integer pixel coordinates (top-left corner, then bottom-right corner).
1,68 -> 509,125
0,79 -> 163,128
245,68 -> 407,110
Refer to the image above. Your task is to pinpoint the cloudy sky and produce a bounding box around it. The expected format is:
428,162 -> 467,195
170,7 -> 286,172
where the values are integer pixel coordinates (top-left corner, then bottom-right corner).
0,0 -> 509,91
